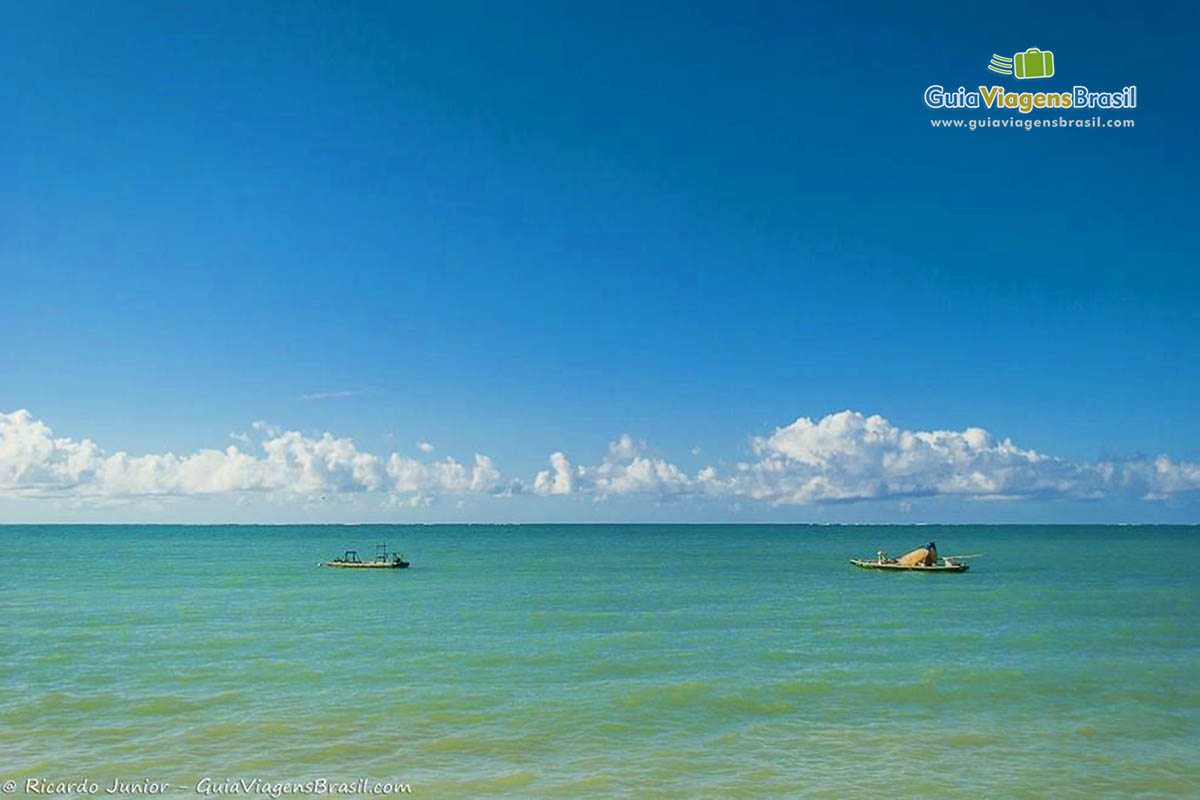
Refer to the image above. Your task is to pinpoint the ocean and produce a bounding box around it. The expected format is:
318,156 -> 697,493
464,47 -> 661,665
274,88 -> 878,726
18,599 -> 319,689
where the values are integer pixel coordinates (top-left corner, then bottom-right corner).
2,524 -> 1197,798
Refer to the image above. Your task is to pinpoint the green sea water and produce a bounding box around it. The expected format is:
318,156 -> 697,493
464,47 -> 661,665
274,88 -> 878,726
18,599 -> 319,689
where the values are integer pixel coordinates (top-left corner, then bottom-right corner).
2,525 -> 1198,798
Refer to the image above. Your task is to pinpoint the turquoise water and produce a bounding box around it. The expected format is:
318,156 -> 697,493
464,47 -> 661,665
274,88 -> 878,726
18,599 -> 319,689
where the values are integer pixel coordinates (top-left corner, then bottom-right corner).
2,525 -> 1198,798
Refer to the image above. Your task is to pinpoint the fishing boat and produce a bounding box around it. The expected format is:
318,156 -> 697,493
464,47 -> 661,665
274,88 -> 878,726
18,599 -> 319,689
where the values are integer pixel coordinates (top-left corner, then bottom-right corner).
849,541 -> 972,572
849,557 -> 969,573
324,543 -> 409,569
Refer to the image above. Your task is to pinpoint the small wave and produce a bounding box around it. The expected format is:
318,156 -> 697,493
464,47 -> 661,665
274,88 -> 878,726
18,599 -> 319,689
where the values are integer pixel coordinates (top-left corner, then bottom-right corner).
130,697 -> 205,716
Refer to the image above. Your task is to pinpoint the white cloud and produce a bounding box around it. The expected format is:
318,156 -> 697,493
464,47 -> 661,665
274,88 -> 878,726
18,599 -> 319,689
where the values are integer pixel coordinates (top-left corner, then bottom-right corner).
526,412 -> 1200,506
532,435 -> 710,501
533,452 -> 574,495
0,409 -> 506,504
300,390 -> 364,401
417,441 -> 435,454
722,411 -> 1200,505
584,435 -> 698,499
0,410 -> 102,494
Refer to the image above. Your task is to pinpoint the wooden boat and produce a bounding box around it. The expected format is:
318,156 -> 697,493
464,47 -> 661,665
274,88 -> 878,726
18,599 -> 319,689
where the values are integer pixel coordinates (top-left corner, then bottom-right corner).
849,557 -> 968,573
325,543 -> 409,569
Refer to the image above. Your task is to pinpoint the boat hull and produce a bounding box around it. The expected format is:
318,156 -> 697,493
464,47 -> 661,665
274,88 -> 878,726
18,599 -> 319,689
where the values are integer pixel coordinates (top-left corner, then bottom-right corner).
325,561 -> 409,569
849,559 -> 968,572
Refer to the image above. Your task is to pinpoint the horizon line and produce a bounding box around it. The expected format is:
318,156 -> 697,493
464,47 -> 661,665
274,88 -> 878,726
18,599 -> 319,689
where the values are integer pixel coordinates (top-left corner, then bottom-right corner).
0,521 -> 1195,527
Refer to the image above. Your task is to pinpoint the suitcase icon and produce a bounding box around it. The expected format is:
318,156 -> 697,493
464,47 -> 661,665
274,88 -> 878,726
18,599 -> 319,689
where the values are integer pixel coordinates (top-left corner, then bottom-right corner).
1014,48 -> 1054,79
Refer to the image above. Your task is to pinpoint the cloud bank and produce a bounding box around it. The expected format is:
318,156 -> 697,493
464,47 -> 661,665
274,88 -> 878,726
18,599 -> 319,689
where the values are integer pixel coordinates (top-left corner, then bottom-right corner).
724,411 -> 1197,504
0,409 -> 503,504
2,408 -> 1198,509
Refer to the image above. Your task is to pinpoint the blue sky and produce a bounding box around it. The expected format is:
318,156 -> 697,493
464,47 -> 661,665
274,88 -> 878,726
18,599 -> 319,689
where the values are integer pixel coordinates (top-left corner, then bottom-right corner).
3,1 -> 1198,522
